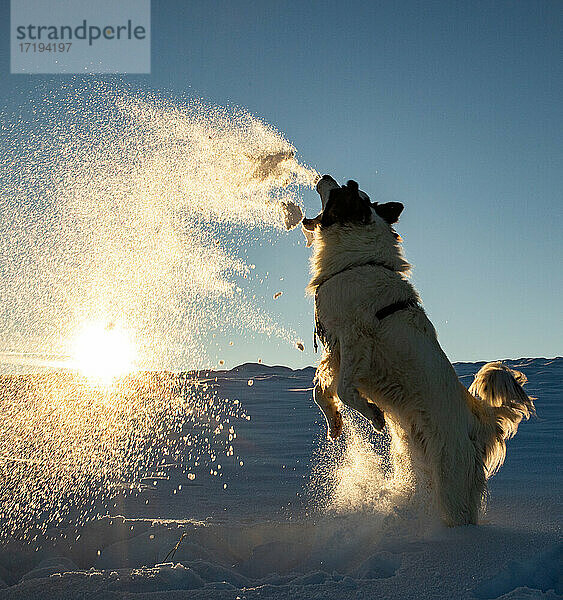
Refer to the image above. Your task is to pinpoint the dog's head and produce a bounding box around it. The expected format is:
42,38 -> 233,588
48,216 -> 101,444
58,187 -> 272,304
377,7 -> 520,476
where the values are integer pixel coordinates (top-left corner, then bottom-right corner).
302,175 -> 403,246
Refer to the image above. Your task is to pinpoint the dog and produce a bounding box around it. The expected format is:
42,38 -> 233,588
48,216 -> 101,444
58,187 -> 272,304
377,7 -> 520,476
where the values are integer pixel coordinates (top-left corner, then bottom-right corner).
302,175 -> 535,526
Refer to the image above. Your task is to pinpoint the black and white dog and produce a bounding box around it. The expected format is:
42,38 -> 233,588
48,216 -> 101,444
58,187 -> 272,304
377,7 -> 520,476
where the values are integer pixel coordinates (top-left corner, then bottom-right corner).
302,175 -> 535,526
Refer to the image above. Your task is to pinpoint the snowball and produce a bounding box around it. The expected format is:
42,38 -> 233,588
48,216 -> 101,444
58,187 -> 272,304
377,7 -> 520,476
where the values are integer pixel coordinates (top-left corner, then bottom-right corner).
280,201 -> 304,230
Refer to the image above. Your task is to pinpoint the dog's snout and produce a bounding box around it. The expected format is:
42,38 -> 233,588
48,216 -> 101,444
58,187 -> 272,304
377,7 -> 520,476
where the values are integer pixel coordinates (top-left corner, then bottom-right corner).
316,175 -> 340,209
316,174 -> 338,191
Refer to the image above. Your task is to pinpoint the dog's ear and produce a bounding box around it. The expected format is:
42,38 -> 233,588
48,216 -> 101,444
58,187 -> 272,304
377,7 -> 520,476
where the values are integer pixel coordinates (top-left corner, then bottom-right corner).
374,202 -> 404,224
321,181 -> 371,228
345,180 -> 359,193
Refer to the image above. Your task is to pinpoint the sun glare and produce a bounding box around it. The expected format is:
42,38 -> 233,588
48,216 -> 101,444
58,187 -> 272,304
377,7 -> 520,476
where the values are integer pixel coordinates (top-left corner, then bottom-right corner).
72,322 -> 137,384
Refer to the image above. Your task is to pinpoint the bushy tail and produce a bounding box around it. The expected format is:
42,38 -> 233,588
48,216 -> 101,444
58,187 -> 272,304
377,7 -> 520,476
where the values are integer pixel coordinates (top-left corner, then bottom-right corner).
469,362 -> 536,477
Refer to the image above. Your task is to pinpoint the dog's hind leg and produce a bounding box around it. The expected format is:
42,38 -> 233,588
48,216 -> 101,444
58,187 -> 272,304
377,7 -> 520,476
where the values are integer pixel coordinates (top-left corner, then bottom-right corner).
434,441 -> 485,526
337,333 -> 385,431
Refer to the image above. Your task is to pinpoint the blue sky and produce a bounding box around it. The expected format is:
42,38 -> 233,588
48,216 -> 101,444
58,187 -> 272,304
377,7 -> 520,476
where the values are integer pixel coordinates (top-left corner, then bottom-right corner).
0,0 -> 561,369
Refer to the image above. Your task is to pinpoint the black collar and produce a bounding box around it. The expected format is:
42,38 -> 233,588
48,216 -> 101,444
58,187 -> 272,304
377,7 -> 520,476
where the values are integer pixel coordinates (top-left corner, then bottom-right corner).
313,260 -> 398,291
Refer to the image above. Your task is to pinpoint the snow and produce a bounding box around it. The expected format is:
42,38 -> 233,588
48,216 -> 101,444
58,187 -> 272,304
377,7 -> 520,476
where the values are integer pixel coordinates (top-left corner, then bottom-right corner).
473,543 -> 562,599
0,357 -> 560,599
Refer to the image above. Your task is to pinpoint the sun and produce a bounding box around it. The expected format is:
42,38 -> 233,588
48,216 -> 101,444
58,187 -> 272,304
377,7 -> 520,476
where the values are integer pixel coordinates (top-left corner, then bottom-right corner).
72,322 -> 137,384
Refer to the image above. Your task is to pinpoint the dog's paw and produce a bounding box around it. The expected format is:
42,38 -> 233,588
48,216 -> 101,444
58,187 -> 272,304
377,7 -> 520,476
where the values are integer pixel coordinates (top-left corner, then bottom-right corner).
368,403 -> 385,432
328,410 -> 343,440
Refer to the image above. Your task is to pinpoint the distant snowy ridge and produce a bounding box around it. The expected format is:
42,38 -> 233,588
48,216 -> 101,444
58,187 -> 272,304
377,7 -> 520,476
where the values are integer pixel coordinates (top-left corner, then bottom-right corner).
195,361 -> 316,379
196,356 -> 561,381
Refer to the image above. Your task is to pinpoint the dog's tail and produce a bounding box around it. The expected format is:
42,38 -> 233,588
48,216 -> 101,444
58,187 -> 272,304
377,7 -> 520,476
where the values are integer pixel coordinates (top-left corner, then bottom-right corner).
469,362 -> 536,477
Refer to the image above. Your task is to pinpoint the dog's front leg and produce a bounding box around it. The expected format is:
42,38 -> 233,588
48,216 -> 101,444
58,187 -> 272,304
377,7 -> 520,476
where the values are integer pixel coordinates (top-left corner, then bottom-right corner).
337,333 -> 385,431
313,384 -> 343,440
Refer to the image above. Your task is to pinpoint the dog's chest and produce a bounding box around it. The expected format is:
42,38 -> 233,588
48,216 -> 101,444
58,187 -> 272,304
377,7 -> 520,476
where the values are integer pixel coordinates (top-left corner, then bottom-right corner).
313,282 -> 357,351
314,289 -> 337,351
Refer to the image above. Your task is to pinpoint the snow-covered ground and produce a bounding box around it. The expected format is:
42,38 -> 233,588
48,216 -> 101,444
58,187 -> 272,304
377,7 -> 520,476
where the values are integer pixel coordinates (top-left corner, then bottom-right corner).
0,357 -> 560,599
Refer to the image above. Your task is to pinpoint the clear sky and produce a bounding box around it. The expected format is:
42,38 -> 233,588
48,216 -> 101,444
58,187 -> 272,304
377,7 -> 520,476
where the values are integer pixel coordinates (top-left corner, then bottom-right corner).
0,0 -> 561,369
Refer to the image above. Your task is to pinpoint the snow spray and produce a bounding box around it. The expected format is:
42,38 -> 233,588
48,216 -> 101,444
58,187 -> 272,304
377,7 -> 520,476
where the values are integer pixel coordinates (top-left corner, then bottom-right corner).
0,80 -> 318,538
308,407 -> 437,538
0,81 -> 318,372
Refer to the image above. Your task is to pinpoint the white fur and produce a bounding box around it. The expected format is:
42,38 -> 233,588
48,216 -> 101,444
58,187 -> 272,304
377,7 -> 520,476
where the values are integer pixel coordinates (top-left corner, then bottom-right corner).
308,208 -> 535,526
